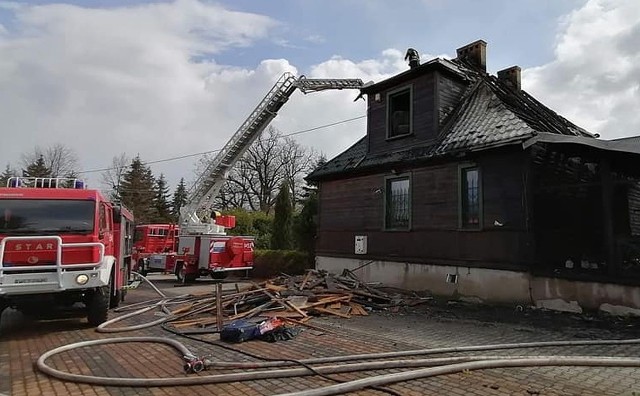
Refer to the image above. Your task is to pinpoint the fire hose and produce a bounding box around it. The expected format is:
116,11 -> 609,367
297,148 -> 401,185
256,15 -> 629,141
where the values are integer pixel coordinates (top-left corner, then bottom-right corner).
97,272 -> 266,333
277,357 -> 640,396
97,271 -> 212,333
36,336 -> 640,387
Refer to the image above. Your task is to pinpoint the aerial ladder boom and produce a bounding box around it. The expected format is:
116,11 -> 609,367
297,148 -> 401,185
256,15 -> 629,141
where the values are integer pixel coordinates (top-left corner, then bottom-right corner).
180,72 -> 364,234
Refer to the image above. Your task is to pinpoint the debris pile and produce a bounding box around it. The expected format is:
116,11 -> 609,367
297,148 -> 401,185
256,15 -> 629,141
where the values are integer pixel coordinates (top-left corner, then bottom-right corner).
166,269 -> 431,331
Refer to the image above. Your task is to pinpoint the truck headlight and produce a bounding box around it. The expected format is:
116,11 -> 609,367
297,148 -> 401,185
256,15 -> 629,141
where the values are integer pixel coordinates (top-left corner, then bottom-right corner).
76,274 -> 89,285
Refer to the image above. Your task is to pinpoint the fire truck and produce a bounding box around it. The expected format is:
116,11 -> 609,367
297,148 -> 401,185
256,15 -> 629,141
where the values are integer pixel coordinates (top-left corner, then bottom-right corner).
132,223 -> 178,276
138,72 -> 365,283
0,177 -> 134,327
131,215 -> 250,281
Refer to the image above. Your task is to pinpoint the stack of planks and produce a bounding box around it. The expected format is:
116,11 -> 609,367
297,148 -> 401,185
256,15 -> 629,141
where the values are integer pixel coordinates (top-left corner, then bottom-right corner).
165,269 -> 430,330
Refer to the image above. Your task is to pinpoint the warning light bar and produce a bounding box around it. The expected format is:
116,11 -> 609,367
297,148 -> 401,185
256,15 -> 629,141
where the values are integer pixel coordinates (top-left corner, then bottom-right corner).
6,177 -> 87,189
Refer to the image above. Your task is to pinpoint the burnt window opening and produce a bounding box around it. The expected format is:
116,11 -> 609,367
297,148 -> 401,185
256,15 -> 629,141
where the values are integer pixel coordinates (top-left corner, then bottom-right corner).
385,176 -> 410,230
460,167 -> 481,229
387,87 -> 412,139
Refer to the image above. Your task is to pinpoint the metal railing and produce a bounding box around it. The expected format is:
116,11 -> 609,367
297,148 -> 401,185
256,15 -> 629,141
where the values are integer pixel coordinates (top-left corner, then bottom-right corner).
0,236 -> 105,289
6,176 -> 87,189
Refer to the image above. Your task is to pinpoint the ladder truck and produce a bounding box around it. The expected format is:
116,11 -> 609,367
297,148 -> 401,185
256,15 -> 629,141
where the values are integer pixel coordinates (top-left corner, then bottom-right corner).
167,72 -> 364,283
0,177 -> 134,327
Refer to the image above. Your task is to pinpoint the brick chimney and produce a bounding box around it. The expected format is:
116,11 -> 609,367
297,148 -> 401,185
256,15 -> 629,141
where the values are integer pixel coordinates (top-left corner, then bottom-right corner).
455,40 -> 487,71
497,66 -> 521,90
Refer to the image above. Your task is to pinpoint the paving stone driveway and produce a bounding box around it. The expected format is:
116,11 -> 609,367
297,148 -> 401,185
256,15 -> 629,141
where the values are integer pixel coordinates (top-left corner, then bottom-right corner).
1,275 -> 639,396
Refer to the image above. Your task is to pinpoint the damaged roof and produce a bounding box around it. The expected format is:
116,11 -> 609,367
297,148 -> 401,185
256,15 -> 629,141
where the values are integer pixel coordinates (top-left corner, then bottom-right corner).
308,56 -> 596,181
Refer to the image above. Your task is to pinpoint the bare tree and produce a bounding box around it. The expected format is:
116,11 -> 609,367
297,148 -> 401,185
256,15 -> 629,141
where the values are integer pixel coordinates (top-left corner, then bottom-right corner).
243,127 -> 288,213
280,138 -> 319,206
100,153 -> 130,202
216,160 -> 254,209
196,126 -> 319,214
21,144 -> 79,177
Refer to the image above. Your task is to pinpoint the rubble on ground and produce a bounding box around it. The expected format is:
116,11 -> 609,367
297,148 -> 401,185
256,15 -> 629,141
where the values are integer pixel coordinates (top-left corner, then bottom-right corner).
165,269 -> 431,331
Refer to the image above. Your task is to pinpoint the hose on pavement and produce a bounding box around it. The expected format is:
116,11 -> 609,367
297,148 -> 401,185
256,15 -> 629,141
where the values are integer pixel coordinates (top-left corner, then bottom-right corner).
36,336 -> 640,387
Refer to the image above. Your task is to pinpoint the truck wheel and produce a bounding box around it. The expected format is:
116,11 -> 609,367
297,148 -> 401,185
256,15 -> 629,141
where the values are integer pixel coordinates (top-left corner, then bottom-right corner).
138,259 -> 148,277
210,271 -> 228,280
175,262 -> 185,283
86,286 -> 109,326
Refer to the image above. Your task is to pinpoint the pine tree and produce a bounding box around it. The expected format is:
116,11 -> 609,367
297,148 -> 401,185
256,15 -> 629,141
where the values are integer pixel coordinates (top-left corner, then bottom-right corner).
171,178 -> 188,222
154,174 -> 172,222
0,164 -> 16,187
270,182 -> 293,250
293,187 -> 318,256
22,155 -> 52,178
62,170 -> 81,188
119,156 -> 156,223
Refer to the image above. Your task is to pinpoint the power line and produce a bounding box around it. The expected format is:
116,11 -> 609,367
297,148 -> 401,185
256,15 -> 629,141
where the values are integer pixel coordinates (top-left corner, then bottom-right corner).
78,115 -> 365,174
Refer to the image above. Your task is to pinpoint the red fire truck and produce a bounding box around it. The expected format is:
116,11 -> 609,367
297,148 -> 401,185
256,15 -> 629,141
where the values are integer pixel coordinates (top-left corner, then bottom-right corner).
132,223 -> 178,276
133,217 -> 255,282
0,177 -> 134,326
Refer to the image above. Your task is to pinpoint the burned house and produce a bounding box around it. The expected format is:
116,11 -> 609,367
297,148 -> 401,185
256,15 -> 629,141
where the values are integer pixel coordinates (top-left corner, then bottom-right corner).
307,40 -> 640,313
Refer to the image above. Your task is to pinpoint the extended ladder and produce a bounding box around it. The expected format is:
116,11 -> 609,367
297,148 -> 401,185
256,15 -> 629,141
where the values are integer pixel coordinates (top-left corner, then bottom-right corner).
181,73 -> 364,230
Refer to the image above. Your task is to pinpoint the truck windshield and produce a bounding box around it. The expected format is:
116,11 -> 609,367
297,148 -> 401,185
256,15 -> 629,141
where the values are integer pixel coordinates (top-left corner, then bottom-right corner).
0,199 -> 95,234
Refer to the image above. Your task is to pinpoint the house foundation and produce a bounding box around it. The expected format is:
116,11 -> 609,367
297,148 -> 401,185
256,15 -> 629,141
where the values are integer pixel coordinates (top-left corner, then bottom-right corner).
317,255 -> 640,315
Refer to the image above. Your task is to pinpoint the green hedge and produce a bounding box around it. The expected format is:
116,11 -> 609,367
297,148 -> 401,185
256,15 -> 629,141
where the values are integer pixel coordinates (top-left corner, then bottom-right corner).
252,250 -> 312,278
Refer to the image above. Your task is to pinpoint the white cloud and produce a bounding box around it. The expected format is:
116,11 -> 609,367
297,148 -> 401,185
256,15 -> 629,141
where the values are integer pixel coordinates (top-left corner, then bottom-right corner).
0,0 -> 277,187
523,0 -> 640,139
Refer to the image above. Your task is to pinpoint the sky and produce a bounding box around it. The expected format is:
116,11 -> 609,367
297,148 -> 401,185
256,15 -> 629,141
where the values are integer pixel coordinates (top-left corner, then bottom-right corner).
0,0 -> 639,191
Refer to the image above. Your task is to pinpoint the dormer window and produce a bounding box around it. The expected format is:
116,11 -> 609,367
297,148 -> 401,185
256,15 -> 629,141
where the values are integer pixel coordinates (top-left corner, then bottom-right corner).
387,86 -> 413,139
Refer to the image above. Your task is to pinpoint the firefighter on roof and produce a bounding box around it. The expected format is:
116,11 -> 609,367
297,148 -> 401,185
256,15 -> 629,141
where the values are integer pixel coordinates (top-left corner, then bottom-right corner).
405,48 -> 420,69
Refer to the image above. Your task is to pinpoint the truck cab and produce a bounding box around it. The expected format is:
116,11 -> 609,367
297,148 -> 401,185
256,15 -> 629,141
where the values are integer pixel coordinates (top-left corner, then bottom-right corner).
0,177 -> 133,327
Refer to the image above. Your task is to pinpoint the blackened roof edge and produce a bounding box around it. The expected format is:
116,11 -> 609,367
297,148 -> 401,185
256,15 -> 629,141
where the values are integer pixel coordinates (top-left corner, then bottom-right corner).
524,133 -> 640,155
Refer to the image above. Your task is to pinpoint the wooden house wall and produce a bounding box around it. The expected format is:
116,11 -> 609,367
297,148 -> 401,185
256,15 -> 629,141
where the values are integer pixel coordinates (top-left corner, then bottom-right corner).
629,182 -> 640,237
437,71 -> 468,126
366,72 -> 437,155
316,150 -> 534,270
